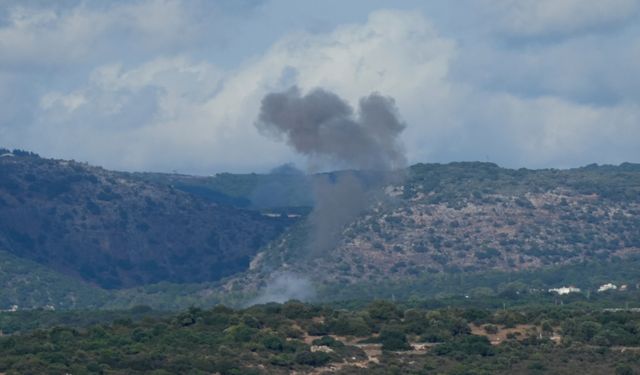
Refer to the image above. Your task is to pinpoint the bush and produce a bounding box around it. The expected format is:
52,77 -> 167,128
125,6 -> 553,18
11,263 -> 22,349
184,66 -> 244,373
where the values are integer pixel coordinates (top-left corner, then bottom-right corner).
306,322 -> 329,336
367,300 -> 401,322
282,300 -> 311,319
270,354 -> 294,366
295,351 -> 331,366
483,324 -> 499,334
528,361 -> 546,371
329,316 -> 371,336
433,335 -> 494,357
379,326 -> 411,351
421,328 -> 451,343
312,336 -> 344,349
616,364 -> 635,375
226,324 -> 257,343
262,335 -> 285,351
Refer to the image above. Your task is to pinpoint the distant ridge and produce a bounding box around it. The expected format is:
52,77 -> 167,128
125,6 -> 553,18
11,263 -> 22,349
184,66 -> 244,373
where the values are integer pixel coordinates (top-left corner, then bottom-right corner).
0,151 -> 294,289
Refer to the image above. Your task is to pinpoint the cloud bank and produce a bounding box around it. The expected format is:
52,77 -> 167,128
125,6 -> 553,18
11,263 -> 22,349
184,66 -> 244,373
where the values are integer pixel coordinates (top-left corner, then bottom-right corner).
0,1 -> 638,173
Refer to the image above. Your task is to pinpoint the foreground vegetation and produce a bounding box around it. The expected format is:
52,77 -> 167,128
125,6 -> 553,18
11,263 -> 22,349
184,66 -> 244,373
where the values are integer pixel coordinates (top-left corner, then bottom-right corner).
1,297 -> 640,374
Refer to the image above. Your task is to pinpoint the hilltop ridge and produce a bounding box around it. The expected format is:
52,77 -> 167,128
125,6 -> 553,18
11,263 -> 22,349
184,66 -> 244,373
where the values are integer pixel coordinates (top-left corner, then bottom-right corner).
0,150 -> 294,289
1,149 -> 639,309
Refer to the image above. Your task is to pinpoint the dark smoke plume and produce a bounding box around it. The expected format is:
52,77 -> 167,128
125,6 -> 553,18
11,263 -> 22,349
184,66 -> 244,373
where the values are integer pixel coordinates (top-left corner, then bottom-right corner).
254,86 -> 407,300
257,86 -> 406,171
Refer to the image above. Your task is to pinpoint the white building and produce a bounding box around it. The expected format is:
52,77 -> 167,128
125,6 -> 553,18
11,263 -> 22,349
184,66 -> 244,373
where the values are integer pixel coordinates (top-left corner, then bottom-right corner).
0,305 -> 18,312
597,283 -> 618,292
548,286 -> 581,295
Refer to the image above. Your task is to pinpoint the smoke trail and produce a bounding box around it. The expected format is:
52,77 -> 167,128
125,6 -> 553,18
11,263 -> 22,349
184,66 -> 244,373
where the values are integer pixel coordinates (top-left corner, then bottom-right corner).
253,86 -> 407,302
249,271 -> 315,305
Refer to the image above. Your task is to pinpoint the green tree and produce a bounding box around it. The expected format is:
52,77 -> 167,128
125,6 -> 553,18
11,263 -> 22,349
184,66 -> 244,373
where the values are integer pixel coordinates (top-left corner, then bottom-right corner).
380,326 -> 411,351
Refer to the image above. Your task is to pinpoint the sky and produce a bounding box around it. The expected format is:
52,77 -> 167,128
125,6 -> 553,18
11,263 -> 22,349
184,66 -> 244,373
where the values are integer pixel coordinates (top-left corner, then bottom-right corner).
0,0 -> 639,174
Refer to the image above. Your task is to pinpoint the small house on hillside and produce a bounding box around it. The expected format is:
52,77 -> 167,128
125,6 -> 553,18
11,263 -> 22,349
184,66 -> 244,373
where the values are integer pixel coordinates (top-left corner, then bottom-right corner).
597,283 -> 617,292
548,286 -> 581,295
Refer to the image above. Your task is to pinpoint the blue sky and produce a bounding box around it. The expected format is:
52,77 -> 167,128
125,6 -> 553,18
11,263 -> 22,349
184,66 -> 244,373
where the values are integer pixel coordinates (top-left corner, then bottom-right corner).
0,0 -> 639,173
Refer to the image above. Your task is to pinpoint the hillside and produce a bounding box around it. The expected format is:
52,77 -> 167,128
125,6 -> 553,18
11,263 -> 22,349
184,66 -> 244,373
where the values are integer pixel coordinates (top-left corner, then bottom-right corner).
2,149 -> 640,309
237,162 -> 640,296
0,248 -> 109,310
0,150 -> 295,289
134,166 -> 313,210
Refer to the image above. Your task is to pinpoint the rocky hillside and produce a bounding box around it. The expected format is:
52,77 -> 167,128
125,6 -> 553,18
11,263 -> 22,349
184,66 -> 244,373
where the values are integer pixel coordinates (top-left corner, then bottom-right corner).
239,162 -> 640,292
0,150 -> 295,289
2,149 -> 640,308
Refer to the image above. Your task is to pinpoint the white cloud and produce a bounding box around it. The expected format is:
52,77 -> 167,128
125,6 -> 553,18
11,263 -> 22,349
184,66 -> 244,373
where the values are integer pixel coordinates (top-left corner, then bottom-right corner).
32,10 -> 459,173
0,0 -> 201,67
195,10 -> 459,171
31,57 -> 227,171
40,92 -> 87,112
2,3 -> 639,172
456,93 -> 640,167
483,0 -> 640,37
453,25 -> 640,107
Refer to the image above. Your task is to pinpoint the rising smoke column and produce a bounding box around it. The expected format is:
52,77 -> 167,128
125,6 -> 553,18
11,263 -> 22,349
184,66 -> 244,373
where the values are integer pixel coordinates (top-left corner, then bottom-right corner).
257,86 -> 408,257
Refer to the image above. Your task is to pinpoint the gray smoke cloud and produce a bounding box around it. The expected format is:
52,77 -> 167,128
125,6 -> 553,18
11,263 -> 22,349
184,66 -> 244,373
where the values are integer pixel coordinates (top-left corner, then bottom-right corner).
248,272 -> 315,305
253,86 -> 407,303
307,172 -> 369,255
257,86 -> 406,171
257,86 -> 408,254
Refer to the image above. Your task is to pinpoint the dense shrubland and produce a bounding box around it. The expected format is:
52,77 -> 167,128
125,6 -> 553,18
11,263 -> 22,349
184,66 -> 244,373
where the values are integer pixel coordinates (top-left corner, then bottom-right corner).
1,299 -> 640,374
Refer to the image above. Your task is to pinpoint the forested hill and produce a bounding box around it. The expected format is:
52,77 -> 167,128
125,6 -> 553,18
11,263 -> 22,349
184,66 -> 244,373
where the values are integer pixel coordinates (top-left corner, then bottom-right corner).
1,148 -> 640,310
0,150 -> 294,289
139,161 -> 640,210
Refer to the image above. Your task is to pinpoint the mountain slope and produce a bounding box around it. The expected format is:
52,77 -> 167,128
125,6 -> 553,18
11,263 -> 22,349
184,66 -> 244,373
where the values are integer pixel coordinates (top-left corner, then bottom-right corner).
134,167 -> 313,210
0,248 -> 109,310
2,150 -> 640,308
236,162 -> 640,294
0,151 -> 296,288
